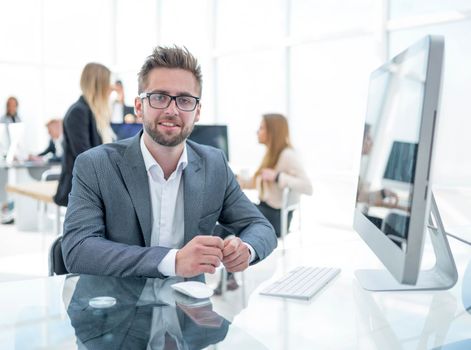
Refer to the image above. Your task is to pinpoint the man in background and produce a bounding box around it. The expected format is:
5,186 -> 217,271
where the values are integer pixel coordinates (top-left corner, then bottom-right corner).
111,80 -> 136,123
29,119 -> 63,163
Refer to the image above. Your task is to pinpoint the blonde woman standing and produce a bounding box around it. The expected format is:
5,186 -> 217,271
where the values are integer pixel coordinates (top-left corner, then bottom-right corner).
54,63 -> 113,207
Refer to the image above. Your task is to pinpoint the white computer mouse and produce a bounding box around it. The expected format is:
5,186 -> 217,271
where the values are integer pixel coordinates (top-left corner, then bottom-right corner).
171,281 -> 214,299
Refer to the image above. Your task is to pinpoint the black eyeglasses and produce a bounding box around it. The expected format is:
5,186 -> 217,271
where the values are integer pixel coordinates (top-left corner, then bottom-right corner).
139,92 -> 200,111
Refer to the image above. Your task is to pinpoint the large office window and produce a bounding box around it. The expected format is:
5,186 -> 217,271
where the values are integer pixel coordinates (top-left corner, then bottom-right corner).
389,0 -> 471,19
158,0 -> 215,122
290,0 -> 380,38
216,0 -> 285,49
0,0 -> 114,152
387,3 -> 471,187
217,49 -> 286,169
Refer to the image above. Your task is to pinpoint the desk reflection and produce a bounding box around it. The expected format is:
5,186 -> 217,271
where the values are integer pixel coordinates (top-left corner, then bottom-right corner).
353,280 -> 457,349
64,275 -> 230,349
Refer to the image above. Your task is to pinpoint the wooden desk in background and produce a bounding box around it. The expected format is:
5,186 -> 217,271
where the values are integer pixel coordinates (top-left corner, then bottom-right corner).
6,181 -> 61,234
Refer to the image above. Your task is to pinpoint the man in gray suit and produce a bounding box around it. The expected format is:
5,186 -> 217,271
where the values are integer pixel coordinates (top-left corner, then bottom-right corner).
62,46 -> 277,278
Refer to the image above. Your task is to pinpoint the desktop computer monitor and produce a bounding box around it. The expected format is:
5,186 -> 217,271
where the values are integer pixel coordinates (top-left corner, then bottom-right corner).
188,125 -> 229,161
110,123 -> 142,141
354,35 -> 457,291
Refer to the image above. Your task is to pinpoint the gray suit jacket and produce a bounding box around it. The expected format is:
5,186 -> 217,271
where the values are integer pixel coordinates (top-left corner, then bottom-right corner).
62,132 -> 277,278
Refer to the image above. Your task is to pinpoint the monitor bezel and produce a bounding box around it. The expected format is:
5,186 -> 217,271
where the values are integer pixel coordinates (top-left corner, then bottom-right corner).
353,35 -> 444,285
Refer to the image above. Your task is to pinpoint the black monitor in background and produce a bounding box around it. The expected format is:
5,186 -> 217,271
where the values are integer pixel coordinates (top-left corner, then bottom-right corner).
111,123 -> 142,141
188,125 -> 229,161
383,141 -> 418,184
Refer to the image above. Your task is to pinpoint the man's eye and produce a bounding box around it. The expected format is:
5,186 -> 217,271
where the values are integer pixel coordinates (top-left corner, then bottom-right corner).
152,94 -> 167,102
178,97 -> 192,105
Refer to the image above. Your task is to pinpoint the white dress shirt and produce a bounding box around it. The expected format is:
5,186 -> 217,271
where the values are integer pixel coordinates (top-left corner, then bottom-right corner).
111,102 -> 124,123
140,136 -> 256,276
141,136 -> 187,276
54,135 -> 64,158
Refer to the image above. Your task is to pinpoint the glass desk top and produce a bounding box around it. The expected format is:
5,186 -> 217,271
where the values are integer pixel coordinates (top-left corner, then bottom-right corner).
0,275 -> 267,350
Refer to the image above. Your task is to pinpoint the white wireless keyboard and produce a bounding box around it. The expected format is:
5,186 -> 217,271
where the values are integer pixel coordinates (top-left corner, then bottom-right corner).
260,266 -> 341,300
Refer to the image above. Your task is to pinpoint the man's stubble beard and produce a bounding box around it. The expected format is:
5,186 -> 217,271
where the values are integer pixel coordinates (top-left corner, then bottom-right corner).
144,118 -> 195,147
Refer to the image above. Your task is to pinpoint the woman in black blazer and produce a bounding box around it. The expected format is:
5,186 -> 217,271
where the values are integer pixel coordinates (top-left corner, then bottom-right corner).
54,63 -> 113,207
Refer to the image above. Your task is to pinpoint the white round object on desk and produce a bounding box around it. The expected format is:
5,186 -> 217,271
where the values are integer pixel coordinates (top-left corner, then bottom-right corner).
89,296 -> 116,309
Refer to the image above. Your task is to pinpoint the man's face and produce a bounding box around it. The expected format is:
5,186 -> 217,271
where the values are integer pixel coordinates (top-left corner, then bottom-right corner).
47,121 -> 62,140
135,68 -> 201,147
6,98 -> 17,116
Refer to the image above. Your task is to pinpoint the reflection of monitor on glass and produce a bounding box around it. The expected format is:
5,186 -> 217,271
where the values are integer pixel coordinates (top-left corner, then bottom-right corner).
382,141 -> 418,191
188,125 -> 229,161
354,35 -> 457,291
110,123 -> 142,141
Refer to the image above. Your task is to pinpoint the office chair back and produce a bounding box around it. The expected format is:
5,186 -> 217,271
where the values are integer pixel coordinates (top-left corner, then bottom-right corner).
41,168 -> 61,182
48,235 -> 68,276
280,187 -> 301,244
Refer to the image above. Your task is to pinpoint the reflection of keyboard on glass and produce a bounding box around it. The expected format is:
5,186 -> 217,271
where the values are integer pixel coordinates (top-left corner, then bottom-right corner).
260,266 -> 341,300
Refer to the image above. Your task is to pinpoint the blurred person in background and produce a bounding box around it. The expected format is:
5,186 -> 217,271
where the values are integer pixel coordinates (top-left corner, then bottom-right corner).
214,113 -> 313,294
0,96 -> 21,224
29,118 -> 63,163
0,96 -> 21,123
111,80 -> 136,124
54,63 -> 113,207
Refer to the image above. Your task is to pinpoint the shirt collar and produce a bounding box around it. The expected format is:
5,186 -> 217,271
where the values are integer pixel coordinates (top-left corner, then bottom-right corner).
140,134 -> 188,174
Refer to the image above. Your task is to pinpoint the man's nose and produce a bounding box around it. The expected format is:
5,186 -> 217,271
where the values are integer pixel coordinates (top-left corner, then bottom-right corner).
163,98 -> 179,114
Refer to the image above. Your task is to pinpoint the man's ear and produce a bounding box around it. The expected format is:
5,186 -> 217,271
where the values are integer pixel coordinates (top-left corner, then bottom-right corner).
134,97 -> 143,117
194,103 -> 201,123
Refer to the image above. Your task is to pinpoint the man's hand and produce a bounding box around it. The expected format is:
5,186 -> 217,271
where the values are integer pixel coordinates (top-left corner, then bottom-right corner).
175,236 -> 224,277
222,237 -> 250,273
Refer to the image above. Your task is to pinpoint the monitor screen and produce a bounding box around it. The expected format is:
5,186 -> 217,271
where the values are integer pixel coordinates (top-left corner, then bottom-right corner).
353,35 -> 445,288
188,125 -> 229,161
111,123 -> 142,141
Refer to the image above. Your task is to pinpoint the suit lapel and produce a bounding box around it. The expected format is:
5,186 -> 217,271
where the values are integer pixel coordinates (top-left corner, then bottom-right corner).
183,145 -> 204,245
117,133 -> 152,246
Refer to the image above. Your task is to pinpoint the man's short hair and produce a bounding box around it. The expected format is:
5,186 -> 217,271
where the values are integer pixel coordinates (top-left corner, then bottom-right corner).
137,45 -> 202,95
45,118 -> 62,127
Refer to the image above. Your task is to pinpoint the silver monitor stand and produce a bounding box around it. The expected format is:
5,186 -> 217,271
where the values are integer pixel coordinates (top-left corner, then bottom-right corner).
355,194 -> 458,291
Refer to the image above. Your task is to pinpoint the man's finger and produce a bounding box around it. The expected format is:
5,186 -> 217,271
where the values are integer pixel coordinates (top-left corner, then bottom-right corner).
222,238 -> 239,256
196,235 -> 224,249
201,246 -> 223,261
223,249 -> 249,267
226,259 -> 249,273
201,255 -> 221,268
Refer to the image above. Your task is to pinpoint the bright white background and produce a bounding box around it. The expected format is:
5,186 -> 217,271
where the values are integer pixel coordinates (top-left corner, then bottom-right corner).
1,0 -> 471,226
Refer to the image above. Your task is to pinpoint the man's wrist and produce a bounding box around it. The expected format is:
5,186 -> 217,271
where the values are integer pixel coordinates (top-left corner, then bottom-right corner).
243,242 -> 257,263
157,249 -> 178,277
